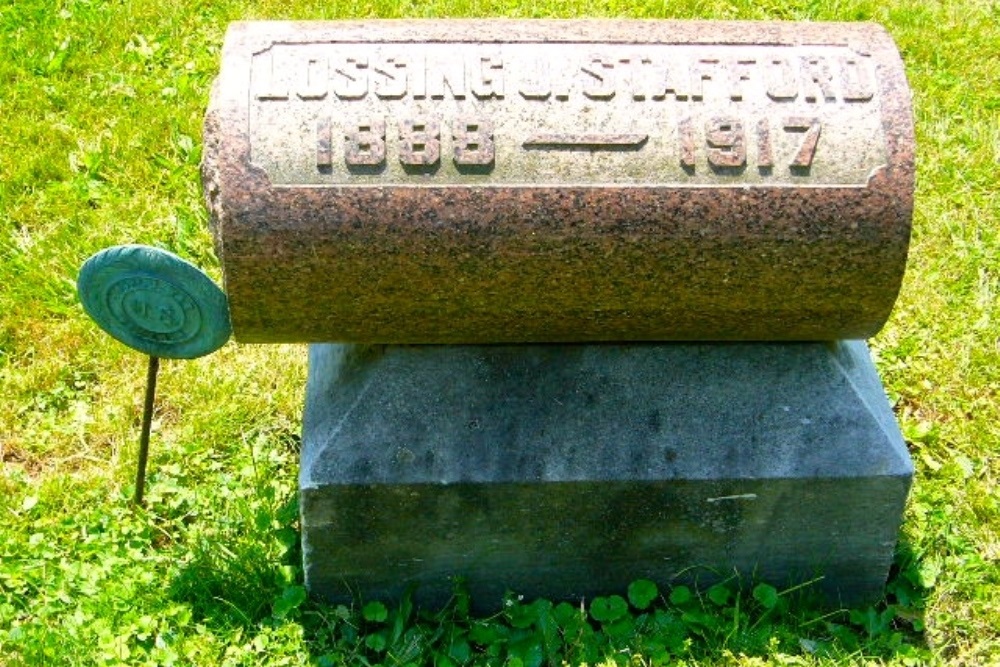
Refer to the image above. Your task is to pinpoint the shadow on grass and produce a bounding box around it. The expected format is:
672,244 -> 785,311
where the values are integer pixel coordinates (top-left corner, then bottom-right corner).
169,539 -> 284,628
785,535 -> 931,661
881,535 -> 931,643
167,495 -> 302,631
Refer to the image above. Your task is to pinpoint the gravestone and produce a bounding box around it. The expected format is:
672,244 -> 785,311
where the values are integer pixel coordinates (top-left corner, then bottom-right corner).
299,341 -> 911,608
203,20 -> 915,609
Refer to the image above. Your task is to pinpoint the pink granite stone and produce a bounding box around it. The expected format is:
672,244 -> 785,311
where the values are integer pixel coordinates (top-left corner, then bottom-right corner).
203,20 -> 914,343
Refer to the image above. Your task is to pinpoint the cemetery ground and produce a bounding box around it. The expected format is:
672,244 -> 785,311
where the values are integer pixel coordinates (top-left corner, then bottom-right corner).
0,0 -> 996,665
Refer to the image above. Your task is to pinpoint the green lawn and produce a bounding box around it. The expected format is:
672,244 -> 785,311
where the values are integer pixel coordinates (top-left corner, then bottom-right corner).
1,0 -> 997,665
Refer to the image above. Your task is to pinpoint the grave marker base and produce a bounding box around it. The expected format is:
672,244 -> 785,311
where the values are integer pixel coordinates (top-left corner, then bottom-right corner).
300,341 -> 911,611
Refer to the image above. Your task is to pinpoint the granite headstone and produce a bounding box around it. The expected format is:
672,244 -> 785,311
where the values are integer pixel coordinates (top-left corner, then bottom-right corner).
202,20 -> 915,610
203,20 -> 913,344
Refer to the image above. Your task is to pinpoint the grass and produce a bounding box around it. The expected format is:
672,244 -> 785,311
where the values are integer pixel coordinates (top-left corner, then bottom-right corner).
1,0 -> 997,664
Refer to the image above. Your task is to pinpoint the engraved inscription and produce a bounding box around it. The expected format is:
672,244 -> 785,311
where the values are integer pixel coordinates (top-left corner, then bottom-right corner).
106,276 -> 201,344
249,42 -> 887,186
678,117 -> 696,169
705,117 -> 746,168
840,56 -> 875,102
802,57 -> 836,103
316,116 -> 332,168
783,117 -> 823,167
373,57 -> 407,99
471,56 -> 504,99
678,116 -> 823,170
298,57 -> 328,100
399,118 -> 441,165
344,118 -> 386,166
523,134 -> 648,150
329,116 -> 497,167
335,56 -> 368,99
765,57 -> 798,101
453,117 -> 495,165
581,57 -> 616,100
755,118 -> 774,169
254,47 -> 877,105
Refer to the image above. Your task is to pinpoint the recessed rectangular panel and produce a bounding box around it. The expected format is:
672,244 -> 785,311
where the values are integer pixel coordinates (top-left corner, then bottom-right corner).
249,43 -> 886,187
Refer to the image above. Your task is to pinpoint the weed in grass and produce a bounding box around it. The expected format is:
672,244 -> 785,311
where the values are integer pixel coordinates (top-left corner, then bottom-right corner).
290,572 -> 935,666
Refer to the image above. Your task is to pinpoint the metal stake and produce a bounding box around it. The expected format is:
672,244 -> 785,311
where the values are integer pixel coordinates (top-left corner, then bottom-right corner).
134,355 -> 160,506
79,245 -> 232,507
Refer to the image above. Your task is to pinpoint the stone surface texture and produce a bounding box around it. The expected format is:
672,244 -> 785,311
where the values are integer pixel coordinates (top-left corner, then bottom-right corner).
300,341 -> 913,610
203,20 -> 915,343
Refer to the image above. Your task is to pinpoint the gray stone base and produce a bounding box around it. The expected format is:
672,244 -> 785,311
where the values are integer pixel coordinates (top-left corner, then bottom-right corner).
300,342 -> 912,611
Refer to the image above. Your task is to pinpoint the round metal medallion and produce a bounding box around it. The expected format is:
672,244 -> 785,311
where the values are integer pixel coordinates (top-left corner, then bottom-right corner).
78,245 -> 231,359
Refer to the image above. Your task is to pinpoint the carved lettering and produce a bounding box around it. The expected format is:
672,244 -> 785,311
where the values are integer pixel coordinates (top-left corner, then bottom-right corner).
427,60 -> 466,99
334,57 -> 368,99
677,115 -> 824,170
783,117 -> 822,167
765,56 -> 798,101
840,56 -> 875,102
756,118 -> 774,169
249,43 -> 883,186
373,57 -> 407,99
471,56 -> 504,99
706,117 -> 746,168
553,61 -> 572,101
453,117 -> 495,165
519,60 -> 550,100
626,56 -> 653,101
689,59 -> 719,101
316,116 -> 332,169
678,117 -> 696,168
802,57 -> 836,103
652,63 -> 690,101
255,44 -> 881,107
345,118 -> 386,166
411,54 -> 427,99
581,56 -> 615,100
298,57 -> 328,100
729,59 -> 755,101
253,50 -> 288,100
399,118 -> 441,165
